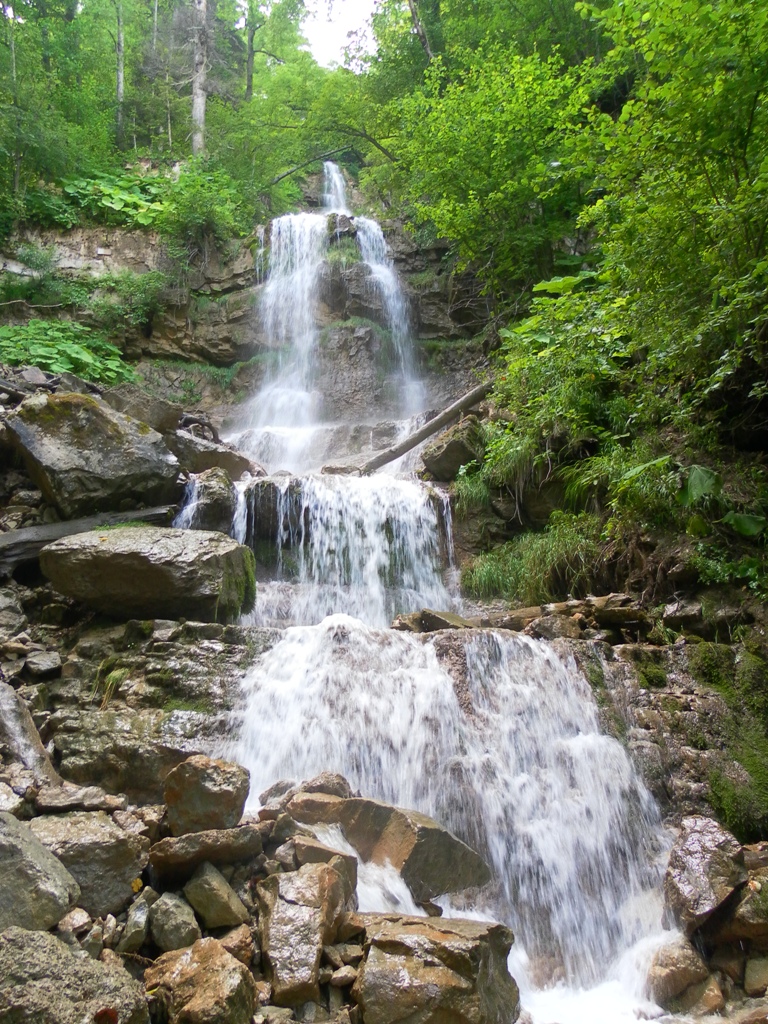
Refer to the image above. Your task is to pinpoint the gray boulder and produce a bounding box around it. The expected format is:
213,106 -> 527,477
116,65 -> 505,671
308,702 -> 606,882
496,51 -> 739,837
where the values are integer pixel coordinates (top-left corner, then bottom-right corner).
0,588 -> 27,642
352,914 -> 518,1024
149,824 -> 266,882
28,810 -> 149,917
0,813 -> 80,931
116,895 -> 151,954
102,383 -> 183,434
166,429 -> 256,480
40,527 -> 256,623
257,862 -> 347,1006
5,392 -> 180,518
664,816 -> 747,935
0,925 -> 149,1024
164,754 -> 250,836
180,467 -> 237,533
149,892 -> 202,952
144,937 -> 255,1024
183,862 -> 250,928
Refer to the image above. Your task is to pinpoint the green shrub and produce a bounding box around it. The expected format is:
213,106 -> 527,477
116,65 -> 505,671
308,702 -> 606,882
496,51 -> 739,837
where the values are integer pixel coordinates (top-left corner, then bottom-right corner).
0,320 -> 134,385
62,172 -> 167,227
156,161 -> 248,265
461,511 -> 603,604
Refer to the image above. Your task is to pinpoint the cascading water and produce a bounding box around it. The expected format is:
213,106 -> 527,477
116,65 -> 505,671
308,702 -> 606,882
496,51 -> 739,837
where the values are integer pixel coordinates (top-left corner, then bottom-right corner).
222,164 -> 680,1023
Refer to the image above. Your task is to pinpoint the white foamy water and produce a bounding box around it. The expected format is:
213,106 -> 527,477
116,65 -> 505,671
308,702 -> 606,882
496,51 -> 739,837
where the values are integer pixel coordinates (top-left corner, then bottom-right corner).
232,617 -> 673,1014
247,474 -> 452,627
173,475 -> 201,529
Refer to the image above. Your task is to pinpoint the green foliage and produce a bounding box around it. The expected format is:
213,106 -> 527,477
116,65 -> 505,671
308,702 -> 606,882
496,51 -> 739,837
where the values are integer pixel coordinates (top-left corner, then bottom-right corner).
461,511 -> 603,604
325,237 -> 362,265
453,463 -> 491,518
0,320 -> 134,385
156,162 -> 248,265
89,271 -> 167,332
62,173 -> 167,227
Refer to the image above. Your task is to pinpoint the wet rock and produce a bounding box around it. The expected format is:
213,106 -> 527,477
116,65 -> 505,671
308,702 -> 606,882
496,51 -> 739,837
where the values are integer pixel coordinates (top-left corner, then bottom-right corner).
57,907 -> 92,938
705,870 -> 768,944
149,823 -> 266,881
421,419 -> 482,481
419,609 -> 476,632
0,781 -> 26,816
166,429 -> 256,481
664,817 -> 747,935
294,836 -> 358,893
25,649 -> 62,677
352,914 -> 518,1024
0,925 -> 149,1024
183,861 -> 250,928
0,811 -> 80,931
301,772 -> 353,799
40,527 -> 256,623
675,975 -> 725,1014
330,965 -> 357,987
35,782 -> 126,814
165,754 -> 250,836
646,936 -> 709,1005
5,392 -> 180,518
29,810 -> 149,917
287,793 -> 491,902
185,467 -> 237,533
258,862 -> 347,1006
149,892 -> 202,952
529,614 -> 583,641
144,937 -> 256,1024
663,599 -> 704,632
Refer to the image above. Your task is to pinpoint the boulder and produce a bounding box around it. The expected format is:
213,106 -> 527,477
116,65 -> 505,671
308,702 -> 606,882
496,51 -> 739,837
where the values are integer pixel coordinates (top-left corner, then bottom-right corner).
219,923 -> 254,966
182,467 -> 237,533
5,392 -> 180,518
0,925 -> 148,1024
164,755 -> 250,836
294,835 -> 358,894
0,812 -> 80,931
664,817 -> 747,935
149,892 -> 202,952
29,810 -> 149,917
529,614 -> 584,641
421,419 -> 482,481
116,894 -> 152,954
102,383 -> 183,434
149,823 -> 266,881
745,957 -> 768,997
183,862 -> 250,929
301,772 -> 353,799
257,862 -> 347,1006
40,527 -> 256,623
707,871 -> 768,943
352,914 -> 518,1024
166,430 -> 256,481
145,938 -> 255,1024
287,793 -> 491,902
645,936 -> 709,1006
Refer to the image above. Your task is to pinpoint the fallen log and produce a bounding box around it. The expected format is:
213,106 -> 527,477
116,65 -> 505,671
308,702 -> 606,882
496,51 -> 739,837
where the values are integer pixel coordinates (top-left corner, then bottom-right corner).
347,381 -> 492,476
0,505 -> 175,577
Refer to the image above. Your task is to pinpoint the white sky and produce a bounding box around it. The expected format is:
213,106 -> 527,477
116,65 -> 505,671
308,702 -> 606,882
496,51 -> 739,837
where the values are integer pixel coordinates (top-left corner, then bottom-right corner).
302,0 -> 378,67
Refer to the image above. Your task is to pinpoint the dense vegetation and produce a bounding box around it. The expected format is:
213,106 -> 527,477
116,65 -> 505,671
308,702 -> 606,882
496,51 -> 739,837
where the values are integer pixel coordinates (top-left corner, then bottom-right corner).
1,0 -> 766,599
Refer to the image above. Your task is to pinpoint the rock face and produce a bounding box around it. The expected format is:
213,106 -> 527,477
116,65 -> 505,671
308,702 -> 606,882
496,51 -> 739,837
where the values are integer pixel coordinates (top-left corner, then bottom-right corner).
664,817 -> 747,935
40,527 -> 256,623
165,755 -> 250,836
144,938 -> 256,1024
422,418 -> 482,481
352,914 -> 519,1024
287,793 -> 491,902
28,810 -> 149,917
0,925 -> 148,1024
0,812 -> 80,931
5,392 -> 180,518
257,862 -> 347,1006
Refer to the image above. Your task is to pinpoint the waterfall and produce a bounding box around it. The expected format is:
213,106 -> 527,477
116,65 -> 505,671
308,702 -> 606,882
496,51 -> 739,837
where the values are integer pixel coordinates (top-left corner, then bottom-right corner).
247,474 -> 452,628
173,475 -> 201,529
323,160 -> 350,213
230,619 -> 670,1015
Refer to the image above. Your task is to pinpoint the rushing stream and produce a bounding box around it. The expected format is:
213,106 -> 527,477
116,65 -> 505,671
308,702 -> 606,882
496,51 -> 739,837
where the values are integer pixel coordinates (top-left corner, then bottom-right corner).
214,164 -> 679,1024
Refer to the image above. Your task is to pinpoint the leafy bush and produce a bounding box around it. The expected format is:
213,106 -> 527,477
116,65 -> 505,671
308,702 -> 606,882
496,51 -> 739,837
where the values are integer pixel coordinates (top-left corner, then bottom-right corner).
0,320 -> 134,385
156,162 -> 248,265
23,188 -> 80,230
62,172 -> 167,227
89,271 -> 167,333
461,511 -> 603,604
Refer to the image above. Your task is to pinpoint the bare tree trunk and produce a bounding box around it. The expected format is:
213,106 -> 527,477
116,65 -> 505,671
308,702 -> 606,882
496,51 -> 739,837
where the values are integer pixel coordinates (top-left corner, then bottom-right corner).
245,20 -> 255,101
406,0 -> 434,61
191,0 -> 207,155
115,0 -> 125,147
152,0 -> 158,52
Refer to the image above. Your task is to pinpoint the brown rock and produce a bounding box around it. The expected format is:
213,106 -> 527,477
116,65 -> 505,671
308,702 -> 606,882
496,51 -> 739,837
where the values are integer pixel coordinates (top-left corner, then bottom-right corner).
646,937 -> 709,1006
149,823 -> 266,881
287,794 -> 490,903
351,914 -> 518,1024
301,772 -> 353,799
675,975 -> 725,1014
219,924 -> 254,966
706,870 -> 768,944
330,965 -> 357,987
746,958 -> 768,997
664,817 -> 747,935
144,938 -> 256,1024
294,836 -> 358,894
709,946 -> 745,983
257,862 -> 346,1006
164,755 -> 250,836
528,615 -> 583,641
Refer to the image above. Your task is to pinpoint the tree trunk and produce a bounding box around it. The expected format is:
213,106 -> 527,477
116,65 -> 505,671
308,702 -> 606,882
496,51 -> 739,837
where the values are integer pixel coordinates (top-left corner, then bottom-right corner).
406,0 -> 434,61
115,0 -> 125,148
245,19 -> 255,101
152,0 -> 158,53
191,0 -> 207,155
